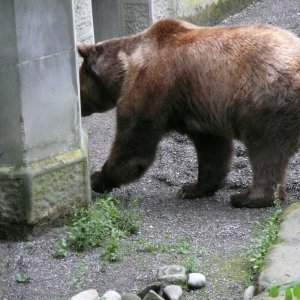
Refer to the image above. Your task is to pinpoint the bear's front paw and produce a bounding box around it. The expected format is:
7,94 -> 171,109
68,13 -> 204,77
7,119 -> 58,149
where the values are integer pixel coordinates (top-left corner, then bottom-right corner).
230,192 -> 275,208
91,171 -> 113,194
177,182 -> 217,199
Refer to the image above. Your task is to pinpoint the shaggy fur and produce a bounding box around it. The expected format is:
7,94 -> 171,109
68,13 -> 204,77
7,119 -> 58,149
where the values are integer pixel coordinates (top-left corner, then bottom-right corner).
78,19 -> 300,208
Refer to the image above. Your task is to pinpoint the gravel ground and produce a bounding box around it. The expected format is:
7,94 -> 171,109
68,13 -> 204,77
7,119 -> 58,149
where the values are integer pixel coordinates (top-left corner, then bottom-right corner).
1,1 -> 300,299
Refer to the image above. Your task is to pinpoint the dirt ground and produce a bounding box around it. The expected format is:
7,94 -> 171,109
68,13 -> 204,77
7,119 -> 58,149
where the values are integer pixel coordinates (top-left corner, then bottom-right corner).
1,0 -> 300,299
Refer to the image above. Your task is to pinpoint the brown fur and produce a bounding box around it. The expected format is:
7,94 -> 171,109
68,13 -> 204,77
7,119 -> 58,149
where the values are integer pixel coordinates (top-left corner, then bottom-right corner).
78,19 -> 300,208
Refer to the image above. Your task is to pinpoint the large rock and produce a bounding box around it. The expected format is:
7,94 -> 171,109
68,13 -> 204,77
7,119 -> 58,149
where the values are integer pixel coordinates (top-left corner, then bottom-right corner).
157,265 -> 187,284
103,290 -> 122,300
71,289 -> 99,300
138,282 -> 164,298
121,293 -> 141,300
143,290 -> 165,300
187,273 -> 206,289
243,285 -> 256,300
163,285 -> 183,300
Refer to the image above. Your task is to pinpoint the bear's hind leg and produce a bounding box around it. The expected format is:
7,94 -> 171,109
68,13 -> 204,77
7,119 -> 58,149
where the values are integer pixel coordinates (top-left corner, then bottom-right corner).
178,133 -> 233,199
231,142 -> 290,208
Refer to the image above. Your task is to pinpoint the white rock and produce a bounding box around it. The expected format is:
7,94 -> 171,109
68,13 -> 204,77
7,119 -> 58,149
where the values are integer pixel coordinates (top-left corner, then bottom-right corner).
243,285 -> 256,300
102,290 -> 122,300
163,285 -> 183,300
187,273 -> 206,289
71,289 -> 99,300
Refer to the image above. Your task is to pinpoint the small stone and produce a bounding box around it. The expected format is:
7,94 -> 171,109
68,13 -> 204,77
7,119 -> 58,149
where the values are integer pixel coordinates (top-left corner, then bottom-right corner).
187,273 -> 206,289
138,282 -> 163,298
143,290 -> 165,300
102,290 -> 122,300
71,289 -> 99,300
243,285 -> 256,300
121,293 -> 141,300
157,265 -> 187,284
163,285 -> 183,300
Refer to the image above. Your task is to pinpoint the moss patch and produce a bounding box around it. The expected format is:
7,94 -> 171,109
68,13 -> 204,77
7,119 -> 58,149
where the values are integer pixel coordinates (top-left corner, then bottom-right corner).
183,252 -> 251,299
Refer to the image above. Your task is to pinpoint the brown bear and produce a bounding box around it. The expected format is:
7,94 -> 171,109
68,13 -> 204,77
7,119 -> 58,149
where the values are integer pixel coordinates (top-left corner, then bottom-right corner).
78,19 -> 300,208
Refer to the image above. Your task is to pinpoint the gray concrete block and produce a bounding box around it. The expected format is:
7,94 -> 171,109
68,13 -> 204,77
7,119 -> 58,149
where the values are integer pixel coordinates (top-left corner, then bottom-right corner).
0,0 -> 90,232
258,243 -> 300,289
278,206 -> 300,243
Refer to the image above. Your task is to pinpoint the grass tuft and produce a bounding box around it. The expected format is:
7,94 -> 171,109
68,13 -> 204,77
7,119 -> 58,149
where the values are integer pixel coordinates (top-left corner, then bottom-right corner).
248,188 -> 283,282
59,195 -> 140,261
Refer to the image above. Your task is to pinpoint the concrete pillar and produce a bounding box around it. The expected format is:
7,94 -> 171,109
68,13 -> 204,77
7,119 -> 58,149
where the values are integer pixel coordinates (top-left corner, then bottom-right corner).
0,0 -> 90,235
92,0 -> 123,41
90,0 -> 176,41
92,0 -> 154,42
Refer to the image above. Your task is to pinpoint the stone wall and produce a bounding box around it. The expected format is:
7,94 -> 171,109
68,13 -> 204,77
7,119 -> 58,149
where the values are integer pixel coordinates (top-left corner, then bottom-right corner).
152,0 -> 175,22
74,0 -> 94,43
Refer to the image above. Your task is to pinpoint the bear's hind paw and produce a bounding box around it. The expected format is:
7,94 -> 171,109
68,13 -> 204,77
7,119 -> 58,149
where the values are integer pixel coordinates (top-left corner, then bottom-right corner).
177,183 -> 217,199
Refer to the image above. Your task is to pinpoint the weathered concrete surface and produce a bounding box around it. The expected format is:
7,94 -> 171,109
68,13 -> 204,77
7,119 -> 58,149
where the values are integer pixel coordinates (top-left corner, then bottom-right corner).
253,204 -> 300,299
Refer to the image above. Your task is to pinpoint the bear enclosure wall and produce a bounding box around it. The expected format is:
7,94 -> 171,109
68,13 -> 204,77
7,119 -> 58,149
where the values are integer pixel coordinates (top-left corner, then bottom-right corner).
77,0 -> 259,43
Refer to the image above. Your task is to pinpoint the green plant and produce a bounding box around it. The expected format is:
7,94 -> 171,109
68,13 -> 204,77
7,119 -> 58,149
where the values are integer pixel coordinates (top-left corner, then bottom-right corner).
134,237 -> 161,253
134,236 -> 193,255
66,195 -> 140,261
101,231 -> 121,262
16,272 -> 31,283
170,236 -> 192,255
183,255 -> 199,273
69,264 -> 88,292
53,237 -> 68,258
248,188 -> 283,281
268,279 -> 300,300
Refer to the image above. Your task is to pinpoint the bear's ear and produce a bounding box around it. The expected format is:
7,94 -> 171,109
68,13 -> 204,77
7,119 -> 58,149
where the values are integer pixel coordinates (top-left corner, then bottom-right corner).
77,43 -> 94,59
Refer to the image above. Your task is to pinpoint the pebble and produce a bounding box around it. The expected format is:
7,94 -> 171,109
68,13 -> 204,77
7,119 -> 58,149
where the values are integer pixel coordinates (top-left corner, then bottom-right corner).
121,293 -> 141,300
157,265 -> 187,284
71,289 -> 99,300
102,290 -> 122,300
243,285 -> 256,300
143,290 -> 165,300
187,273 -> 206,289
163,285 -> 183,300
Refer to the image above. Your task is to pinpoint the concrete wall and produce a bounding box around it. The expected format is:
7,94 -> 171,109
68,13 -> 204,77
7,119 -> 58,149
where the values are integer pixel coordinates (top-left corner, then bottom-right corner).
92,0 -> 152,42
90,0 -> 257,42
174,0 -> 259,25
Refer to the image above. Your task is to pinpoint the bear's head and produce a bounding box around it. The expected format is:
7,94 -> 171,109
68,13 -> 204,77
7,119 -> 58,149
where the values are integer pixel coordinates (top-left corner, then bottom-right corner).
77,42 -> 126,116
